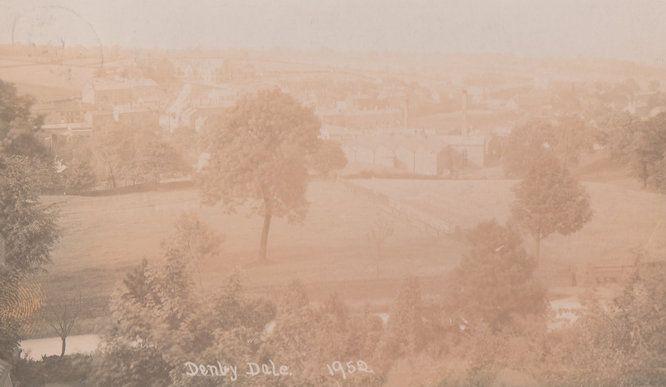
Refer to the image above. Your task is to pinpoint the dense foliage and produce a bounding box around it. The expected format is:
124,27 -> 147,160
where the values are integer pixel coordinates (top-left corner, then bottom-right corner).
511,154 -> 593,259
309,139 -> 348,177
0,80 -> 49,161
503,116 -> 595,177
446,221 -> 547,330
607,112 -> 666,191
11,354 -> 93,386
200,89 -> 322,260
0,81 -> 60,366
92,123 -> 189,189
90,215 -> 382,386
9,210 -> 665,386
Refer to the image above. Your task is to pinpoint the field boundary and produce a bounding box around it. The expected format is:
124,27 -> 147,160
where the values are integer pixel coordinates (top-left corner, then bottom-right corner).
342,180 -> 452,237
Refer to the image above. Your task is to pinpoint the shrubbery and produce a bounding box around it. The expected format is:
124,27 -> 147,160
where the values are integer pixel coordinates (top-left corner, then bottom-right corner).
11,354 -> 93,386
10,215 -> 666,386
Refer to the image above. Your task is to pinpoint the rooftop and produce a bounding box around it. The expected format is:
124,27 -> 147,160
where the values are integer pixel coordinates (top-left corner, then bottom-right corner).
88,77 -> 159,90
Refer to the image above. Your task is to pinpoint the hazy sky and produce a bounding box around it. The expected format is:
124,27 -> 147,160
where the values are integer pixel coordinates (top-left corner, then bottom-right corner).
1,0 -> 665,64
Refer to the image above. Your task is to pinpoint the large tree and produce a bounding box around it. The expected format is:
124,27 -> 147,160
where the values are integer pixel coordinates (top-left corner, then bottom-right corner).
447,220 -> 546,331
603,111 -> 639,160
606,112 -> 666,190
628,114 -> 666,189
0,80 -> 48,159
54,137 -> 97,194
92,123 -> 187,188
546,260 -> 666,385
1,80 -> 58,193
92,218 -> 275,386
0,157 -> 59,361
503,117 -> 594,177
262,282 -> 381,385
0,82 -> 59,361
43,294 -> 83,357
200,89 -> 320,261
511,155 -> 592,260
0,156 -> 59,276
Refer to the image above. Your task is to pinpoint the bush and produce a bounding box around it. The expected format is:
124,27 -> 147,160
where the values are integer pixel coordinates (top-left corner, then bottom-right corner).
12,354 -> 93,386
59,157 -> 97,194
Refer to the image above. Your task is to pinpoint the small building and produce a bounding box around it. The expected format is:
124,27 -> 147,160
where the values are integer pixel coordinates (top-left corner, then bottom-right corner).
323,124 -> 487,176
438,135 -> 486,167
373,144 -> 396,168
174,57 -> 227,83
113,107 -> 160,129
82,77 -> 163,109
41,122 -> 93,136
319,108 -> 404,129
583,263 -> 636,285
32,98 -> 86,125
160,83 -> 236,132
85,110 -> 115,129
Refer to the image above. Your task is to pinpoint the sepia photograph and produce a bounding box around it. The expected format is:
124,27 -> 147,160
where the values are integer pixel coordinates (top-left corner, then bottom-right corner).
1,0 -> 665,385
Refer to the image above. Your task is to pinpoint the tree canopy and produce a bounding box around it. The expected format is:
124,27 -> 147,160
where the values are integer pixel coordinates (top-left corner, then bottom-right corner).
0,81 -> 60,362
503,116 -> 594,177
546,261 -> 666,385
0,156 -> 59,276
200,89 -> 321,260
92,123 -> 188,189
0,157 -> 59,361
511,155 -> 592,259
309,139 -> 347,177
0,80 -> 49,160
447,220 -> 546,331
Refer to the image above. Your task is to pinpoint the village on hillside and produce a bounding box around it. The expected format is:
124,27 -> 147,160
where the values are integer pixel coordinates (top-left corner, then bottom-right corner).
4,43 -> 666,181
1,6 -> 666,384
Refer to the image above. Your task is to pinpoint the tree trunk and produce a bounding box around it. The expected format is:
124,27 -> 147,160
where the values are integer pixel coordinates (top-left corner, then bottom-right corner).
60,336 -> 67,357
259,207 -> 272,261
109,168 -> 117,189
412,151 -> 416,174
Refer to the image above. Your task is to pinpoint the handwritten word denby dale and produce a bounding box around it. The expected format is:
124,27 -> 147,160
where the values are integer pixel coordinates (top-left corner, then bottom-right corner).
184,360 -> 290,381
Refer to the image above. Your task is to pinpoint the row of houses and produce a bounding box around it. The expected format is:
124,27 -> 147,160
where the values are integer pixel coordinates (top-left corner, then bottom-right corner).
38,71 -> 289,150
321,126 -> 487,176
159,82 -> 237,133
38,75 -> 237,145
38,77 -> 167,143
81,77 -> 165,109
34,67 -> 507,172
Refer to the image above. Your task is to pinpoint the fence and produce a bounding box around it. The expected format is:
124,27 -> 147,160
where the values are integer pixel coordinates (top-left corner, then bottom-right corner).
342,180 -> 452,238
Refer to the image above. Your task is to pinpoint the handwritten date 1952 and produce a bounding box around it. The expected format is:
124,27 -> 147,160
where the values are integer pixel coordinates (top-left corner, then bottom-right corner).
326,360 -> 374,380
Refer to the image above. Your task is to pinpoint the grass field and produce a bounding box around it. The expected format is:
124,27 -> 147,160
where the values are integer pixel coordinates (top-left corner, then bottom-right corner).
34,179 -> 464,334
355,179 -> 666,268
0,58 -> 96,100
31,177 -> 665,337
